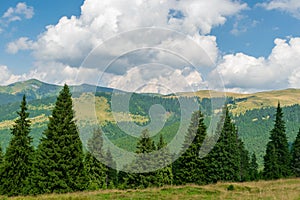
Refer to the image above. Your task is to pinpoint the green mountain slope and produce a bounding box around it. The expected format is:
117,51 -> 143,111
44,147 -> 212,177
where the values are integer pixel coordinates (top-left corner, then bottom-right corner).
0,80 -> 300,169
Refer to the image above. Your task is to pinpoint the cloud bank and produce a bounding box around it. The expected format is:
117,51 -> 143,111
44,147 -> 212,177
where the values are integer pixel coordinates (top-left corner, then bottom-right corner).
2,0 -> 300,93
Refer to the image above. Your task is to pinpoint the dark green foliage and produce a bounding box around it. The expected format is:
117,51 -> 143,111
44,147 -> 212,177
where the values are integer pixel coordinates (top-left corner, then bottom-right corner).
173,110 -> 207,185
291,128 -> 300,177
249,153 -> 259,181
205,107 -> 248,183
233,104 -> 300,168
105,149 -> 118,188
155,135 -> 173,187
122,129 -> 158,189
0,95 -> 34,196
263,103 -> 291,179
237,138 -> 250,181
28,85 -> 87,194
227,185 -> 235,191
85,128 -> 107,190
121,130 -> 173,189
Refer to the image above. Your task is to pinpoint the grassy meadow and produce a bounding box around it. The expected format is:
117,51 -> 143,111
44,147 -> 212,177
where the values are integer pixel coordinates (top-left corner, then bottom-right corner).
3,178 -> 300,200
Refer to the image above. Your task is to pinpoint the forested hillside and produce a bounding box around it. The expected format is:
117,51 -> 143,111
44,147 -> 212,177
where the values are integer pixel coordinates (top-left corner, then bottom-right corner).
0,80 -> 300,169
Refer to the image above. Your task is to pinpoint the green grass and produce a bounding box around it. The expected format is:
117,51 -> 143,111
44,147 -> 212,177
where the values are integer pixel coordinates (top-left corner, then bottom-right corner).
4,178 -> 300,200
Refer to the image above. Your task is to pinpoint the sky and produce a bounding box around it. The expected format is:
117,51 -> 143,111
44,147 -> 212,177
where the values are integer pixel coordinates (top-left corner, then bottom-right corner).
1,0 -> 300,93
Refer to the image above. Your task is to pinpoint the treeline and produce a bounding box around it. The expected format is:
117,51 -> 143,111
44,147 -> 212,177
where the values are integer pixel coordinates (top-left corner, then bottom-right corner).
0,85 -> 299,196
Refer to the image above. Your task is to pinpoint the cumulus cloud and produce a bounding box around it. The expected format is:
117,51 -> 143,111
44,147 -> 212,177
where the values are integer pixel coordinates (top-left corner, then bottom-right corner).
108,65 -> 205,94
0,65 -> 24,85
6,37 -> 35,54
5,0 -> 247,92
214,37 -> 300,92
258,0 -> 300,19
1,2 -> 34,24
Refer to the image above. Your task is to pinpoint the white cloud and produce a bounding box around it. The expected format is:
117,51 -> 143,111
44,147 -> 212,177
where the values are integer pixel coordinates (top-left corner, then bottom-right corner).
0,65 -> 24,85
5,0 -> 247,92
6,37 -> 34,54
108,65 -> 205,94
215,37 -> 300,92
258,0 -> 300,19
289,68 -> 300,88
1,2 -> 34,24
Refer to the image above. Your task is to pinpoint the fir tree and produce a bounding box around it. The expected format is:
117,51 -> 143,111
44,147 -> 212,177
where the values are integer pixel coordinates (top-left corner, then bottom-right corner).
249,153 -> 259,181
29,84 -> 87,194
173,110 -> 207,185
155,134 -> 173,186
291,128 -> 300,177
263,102 -> 291,179
263,143 -> 279,179
85,128 -> 107,190
122,129 -> 157,188
0,146 -> 2,166
237,138 -> 250,181
0,95 -> 34,196
105,148 -> 118,188
204,107 -> 241,183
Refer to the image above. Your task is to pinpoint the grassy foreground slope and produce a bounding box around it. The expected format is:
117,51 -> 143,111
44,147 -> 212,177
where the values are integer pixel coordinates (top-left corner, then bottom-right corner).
5,178 -> 300,200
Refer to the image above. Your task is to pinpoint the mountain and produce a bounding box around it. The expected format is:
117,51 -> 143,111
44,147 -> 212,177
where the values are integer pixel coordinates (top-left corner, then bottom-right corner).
0,79 -> 300,168
0,79 -> 119,105
179,88 -> 300,115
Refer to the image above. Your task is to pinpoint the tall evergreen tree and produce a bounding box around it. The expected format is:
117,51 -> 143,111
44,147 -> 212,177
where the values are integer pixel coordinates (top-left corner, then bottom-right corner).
263,102 -> 291,179
29,84 -> 87,194
0,146 -> 2,166
237,138 -> 250,181
155,134 -> 173,186
173,110 -> 207,185
85,128 -> 107,190
291,128 -> 300,177
0,95 -> 34,196
204,107 -> 242,183
105,148 -> 118,188
249,153 -> 259,181
122,129 -> 157,188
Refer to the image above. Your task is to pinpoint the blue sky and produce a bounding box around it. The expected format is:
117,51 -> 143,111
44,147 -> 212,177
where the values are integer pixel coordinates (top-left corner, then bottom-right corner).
1,0 -> 300,93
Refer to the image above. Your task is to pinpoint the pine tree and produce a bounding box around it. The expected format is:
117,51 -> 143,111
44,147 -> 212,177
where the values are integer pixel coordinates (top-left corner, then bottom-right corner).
263,102 -> 291,179
249,153 -> 259,181
237,138 -> 250,181
85,128 -> 107,190
291,128 -> 300,177
0,146 -> 2,166
155,134 -> 173,186
173,110 -> 207,185
263,143 -> 279,179
0,95 -> 34,196
204,107 -> 241,183
122,129 -> 157,188
105,148 -> 118,188
29,84 -> 87,194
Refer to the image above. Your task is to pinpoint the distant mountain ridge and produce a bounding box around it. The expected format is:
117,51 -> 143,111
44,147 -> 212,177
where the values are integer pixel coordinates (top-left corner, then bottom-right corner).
0,79 -> 117,105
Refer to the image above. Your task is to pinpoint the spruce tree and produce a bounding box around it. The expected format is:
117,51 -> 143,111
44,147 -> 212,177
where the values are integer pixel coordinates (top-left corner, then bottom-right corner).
122,129 -> 157,188
173,110 -> 207,185
291,128 -> 300,177
263,102 -> 291,179
249,153 -> 259,181
85,128 -> 107,190
105,148 -> 118,188
29,84 -> 87,194
204,107 -> 241,183
0,146 -> 2,166
155,134 -> 173,186
0,95 -> 34,196
237,138 -> 250,181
